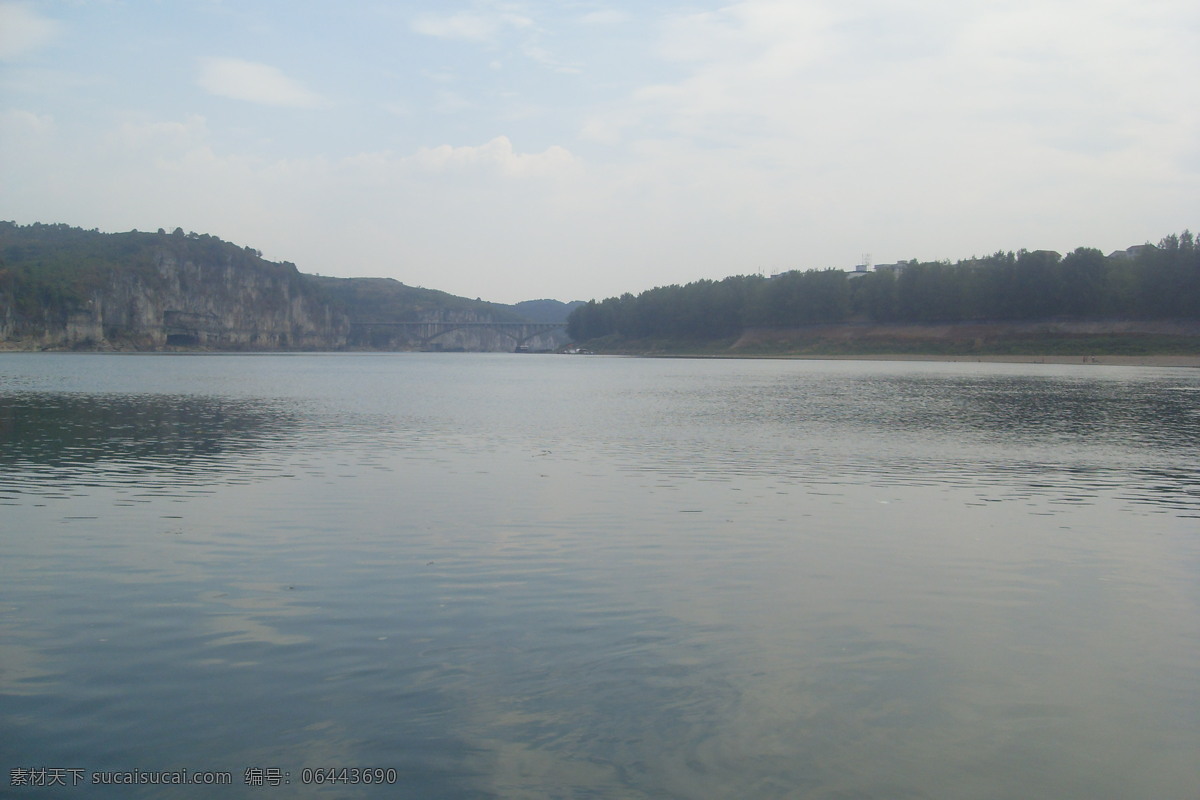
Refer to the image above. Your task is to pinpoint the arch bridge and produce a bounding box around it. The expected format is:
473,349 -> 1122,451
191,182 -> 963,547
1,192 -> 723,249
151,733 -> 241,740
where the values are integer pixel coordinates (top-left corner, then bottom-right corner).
349,321 -> 567,351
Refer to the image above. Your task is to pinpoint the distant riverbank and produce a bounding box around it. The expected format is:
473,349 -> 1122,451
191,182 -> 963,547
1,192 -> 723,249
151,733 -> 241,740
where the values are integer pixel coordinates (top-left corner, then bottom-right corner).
576,318 -> 1200,366
740,353 -> 1200,368
636,352 -> 1200,368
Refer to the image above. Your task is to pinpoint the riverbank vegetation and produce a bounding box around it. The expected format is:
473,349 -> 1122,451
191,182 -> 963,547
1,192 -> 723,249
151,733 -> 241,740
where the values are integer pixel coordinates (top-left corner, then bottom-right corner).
567,233 -> 1199,354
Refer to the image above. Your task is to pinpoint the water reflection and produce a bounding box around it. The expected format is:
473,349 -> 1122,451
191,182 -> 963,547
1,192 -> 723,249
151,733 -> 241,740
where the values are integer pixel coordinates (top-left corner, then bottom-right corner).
1,355 -> 1198,799
617,369 -> 1200,518
687,371 -> 1200,452
3,360 -> 1197,516
0,392 -> 307,500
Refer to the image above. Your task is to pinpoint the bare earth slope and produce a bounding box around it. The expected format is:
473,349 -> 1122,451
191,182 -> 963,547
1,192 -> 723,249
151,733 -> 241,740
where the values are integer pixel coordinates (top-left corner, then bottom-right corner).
729,319 -> 1200,365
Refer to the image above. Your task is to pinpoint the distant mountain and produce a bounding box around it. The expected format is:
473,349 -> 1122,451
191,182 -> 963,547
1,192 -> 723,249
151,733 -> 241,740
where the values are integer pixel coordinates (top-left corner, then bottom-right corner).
508,299 -> 586,323
310,275 -> 530,325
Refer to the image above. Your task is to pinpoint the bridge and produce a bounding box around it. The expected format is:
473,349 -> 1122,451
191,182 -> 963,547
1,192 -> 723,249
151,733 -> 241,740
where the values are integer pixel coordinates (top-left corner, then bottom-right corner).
348,320 -> 567,350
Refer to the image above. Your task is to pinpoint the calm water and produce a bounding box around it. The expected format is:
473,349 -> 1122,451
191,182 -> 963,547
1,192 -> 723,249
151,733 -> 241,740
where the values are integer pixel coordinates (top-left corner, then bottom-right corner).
2,353 -> 1198,799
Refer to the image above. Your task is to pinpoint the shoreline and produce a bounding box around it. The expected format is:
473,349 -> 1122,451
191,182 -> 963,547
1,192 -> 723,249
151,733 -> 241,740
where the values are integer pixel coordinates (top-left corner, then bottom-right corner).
751,353 -> 1200,368
2,347 -> 1197,368
647,352 -> 1200,368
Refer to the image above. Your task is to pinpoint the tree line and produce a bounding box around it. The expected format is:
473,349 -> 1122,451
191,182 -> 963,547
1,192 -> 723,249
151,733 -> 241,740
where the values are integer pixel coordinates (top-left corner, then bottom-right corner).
567,232 -> 1199,341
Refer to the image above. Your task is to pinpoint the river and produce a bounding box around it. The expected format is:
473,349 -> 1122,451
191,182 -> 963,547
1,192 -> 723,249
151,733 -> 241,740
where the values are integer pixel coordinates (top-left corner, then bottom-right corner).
2,353 -> 1197,798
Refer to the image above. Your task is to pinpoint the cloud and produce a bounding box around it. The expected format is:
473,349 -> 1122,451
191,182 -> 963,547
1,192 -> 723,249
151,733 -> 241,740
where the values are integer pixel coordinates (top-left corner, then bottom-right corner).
347,136 -> 578,179
419,67 -> 457,84
522,44 -> 581,74
594,0 -> 1197,167
112,114 -> 208,152
433,90 -> 473,114
197,58 -> 325,108
419,136 -> 576,178
410,9 -> 532,43
0,107 -> 54,136
579,110 -> 637,146
411,5 -> 578,73
574,2 -> 846,146
411,11 -> 496,42
579,9 -> 630,26
0,2 -> 59,61
563,0 -> 1199,280
657,1 -> 838,64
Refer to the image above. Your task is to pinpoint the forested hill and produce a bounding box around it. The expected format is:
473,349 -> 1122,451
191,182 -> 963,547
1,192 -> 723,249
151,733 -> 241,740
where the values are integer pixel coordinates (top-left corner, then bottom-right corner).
0,222 -> 568,351
567,233 -> 1200,351
511,299 -> 586,323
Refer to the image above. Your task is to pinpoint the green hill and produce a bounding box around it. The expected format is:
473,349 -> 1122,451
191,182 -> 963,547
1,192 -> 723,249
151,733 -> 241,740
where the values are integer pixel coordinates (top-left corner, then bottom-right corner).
0,222 -> 567,351
567,233 -> 1200,356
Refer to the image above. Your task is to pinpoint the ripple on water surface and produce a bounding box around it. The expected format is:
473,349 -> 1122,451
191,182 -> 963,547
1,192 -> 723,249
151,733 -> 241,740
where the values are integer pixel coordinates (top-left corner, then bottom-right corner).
1,354 -> 1198,799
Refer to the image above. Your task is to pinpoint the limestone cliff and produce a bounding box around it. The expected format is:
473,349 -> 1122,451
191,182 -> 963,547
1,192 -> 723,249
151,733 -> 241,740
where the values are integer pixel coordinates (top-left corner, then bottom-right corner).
0,225 -> 347,350
0,223 -> 567,352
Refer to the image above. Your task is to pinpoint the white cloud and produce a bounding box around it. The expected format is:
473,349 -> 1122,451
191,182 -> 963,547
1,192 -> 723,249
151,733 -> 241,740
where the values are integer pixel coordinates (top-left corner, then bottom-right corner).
412,11 -> 497,42
400,136 -> 577,178
0,107 -> 54,136
381,101 -> 411,117
197,58 -> 325,108
411,5 -> 579,74
656,1 -> 838,64
522,44 -> 580,74
111,114 -> 209,152
579,109 -> 637,146
561,0 -> 1199,281
419,67 -> 457,84
0,65 -> 102,97
433,90 -> 473,114
411,9 -> 532,43
579,9 -> 629,26
596,0 -> 1197,170
584,1 -> 845,145
0,2 -> 58,61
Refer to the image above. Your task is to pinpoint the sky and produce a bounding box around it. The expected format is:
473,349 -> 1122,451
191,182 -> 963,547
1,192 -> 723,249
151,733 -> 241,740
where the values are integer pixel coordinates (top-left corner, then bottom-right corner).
1,1 -> 1197,304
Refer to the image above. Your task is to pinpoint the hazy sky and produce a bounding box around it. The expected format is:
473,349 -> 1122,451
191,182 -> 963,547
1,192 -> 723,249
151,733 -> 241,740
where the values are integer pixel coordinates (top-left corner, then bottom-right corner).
2,1 -> 1196,304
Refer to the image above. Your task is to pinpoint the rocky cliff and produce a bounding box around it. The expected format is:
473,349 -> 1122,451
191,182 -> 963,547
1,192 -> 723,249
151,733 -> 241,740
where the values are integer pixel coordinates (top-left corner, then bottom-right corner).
1,225 -> 348,350
0,224 -> 567,352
